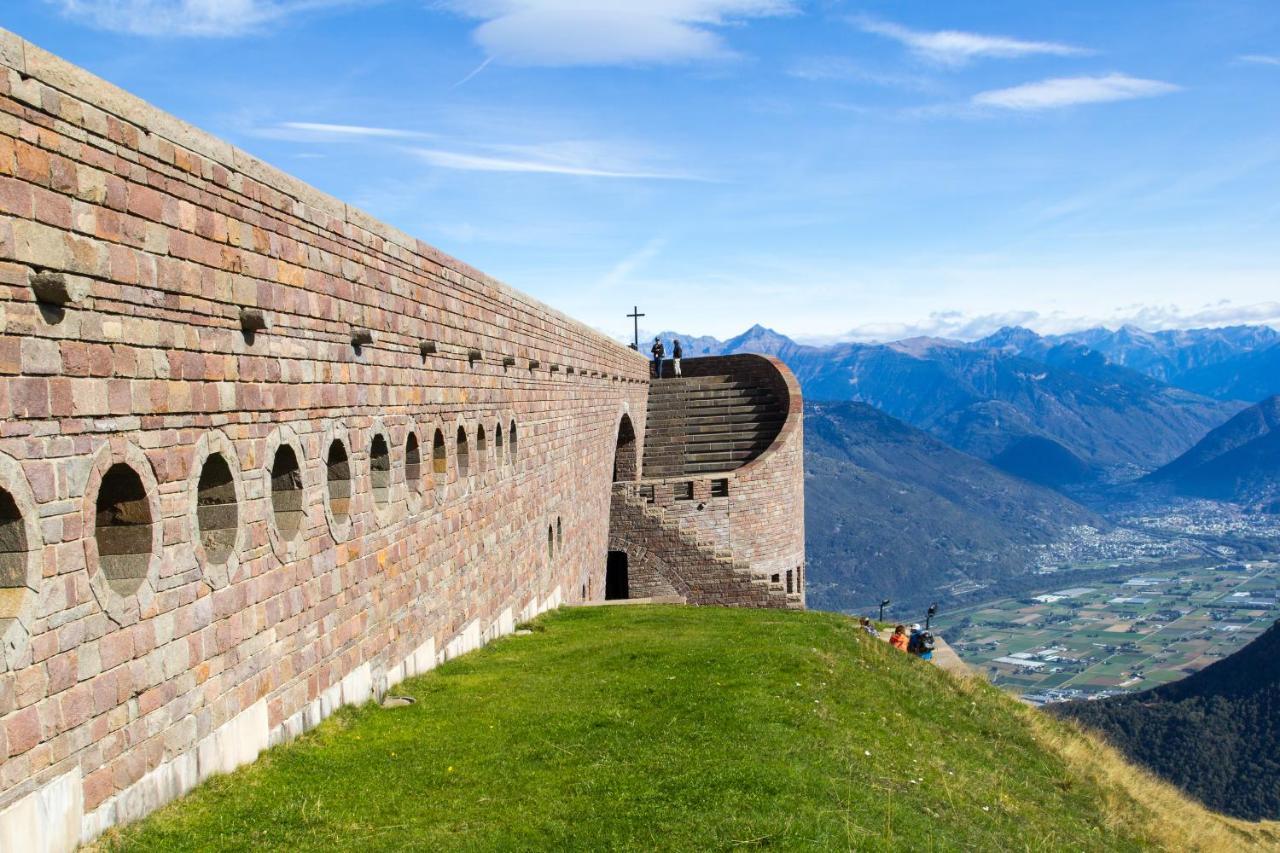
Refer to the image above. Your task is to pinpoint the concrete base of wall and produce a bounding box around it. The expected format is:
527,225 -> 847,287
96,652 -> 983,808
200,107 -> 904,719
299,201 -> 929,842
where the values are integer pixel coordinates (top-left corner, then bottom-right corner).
0,768 -> 83,853
0,588 -> 567,851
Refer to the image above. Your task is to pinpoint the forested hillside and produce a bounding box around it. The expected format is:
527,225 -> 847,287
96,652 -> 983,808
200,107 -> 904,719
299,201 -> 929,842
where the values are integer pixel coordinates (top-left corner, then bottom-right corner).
1056,620 -> 1280,821
803,401 -> 1101,611
1145,396 -> 1280,511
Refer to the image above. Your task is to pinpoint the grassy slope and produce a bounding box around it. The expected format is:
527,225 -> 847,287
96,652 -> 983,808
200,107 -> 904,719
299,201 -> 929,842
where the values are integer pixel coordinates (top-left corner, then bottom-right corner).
98,607 -> 1279,852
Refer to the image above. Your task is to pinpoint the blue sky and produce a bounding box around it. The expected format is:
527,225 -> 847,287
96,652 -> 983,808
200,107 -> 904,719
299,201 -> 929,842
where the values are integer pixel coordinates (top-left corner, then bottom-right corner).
3,1 -> 1278,342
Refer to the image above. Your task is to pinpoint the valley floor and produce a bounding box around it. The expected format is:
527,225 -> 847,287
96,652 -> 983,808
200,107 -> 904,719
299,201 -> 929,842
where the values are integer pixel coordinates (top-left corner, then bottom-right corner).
94,606 -> 1277,852
937,558 -> 1279,704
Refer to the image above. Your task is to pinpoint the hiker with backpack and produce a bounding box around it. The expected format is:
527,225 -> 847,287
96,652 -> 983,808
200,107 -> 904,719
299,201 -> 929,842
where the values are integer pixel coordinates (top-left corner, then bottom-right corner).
907,624 -> 935,661
672,339 -> 683,377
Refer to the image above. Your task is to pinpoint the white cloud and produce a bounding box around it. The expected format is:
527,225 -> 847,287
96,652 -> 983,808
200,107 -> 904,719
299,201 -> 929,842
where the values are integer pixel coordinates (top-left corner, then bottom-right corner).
786,56 -> 934,91
1237,54 -> 1280,67
854,17 -> 1088,66
409,145 -> 701,179
437,0 -> 796,66
44,0 -> 364,36
811,302 -> 1280,345
972,73 -> 1180,110
601,238 -> 667,288
255,122 -> 438,141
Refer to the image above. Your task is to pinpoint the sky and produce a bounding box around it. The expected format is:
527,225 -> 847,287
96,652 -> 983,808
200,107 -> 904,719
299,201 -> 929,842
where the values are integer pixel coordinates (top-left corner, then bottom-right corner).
2,1 -> 1278,343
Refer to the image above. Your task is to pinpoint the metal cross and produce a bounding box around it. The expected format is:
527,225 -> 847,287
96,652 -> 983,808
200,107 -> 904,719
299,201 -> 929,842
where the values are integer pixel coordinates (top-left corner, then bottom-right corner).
626,306 -> 645,350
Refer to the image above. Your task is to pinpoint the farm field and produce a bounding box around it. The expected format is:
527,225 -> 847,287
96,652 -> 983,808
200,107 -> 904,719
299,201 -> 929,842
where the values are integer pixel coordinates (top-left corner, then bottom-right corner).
934,559 -> 1280,704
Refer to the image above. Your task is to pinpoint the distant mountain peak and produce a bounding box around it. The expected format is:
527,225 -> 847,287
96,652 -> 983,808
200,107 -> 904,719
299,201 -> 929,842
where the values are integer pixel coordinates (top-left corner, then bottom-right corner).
979,326 -> 1044,352
721,324 -> 798,355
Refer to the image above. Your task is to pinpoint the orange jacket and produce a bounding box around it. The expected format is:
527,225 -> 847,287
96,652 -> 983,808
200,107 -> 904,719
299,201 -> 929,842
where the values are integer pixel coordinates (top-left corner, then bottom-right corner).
889,633 -> 909,651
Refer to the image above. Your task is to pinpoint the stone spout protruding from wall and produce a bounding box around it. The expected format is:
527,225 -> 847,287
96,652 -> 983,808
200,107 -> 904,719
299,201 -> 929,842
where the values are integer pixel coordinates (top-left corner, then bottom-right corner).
351,329 -> 375,350
30,270 -> 76,306
239,308 -> 269,334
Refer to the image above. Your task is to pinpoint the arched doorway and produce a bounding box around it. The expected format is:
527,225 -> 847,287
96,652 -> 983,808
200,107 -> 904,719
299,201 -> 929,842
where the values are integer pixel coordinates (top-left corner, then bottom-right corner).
606,551 -> 629,600
613,414 -> 637,482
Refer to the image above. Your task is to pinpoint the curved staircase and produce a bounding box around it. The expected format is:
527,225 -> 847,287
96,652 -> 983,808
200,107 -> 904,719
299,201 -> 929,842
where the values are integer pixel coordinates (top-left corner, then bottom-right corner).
607,354 -> 804,610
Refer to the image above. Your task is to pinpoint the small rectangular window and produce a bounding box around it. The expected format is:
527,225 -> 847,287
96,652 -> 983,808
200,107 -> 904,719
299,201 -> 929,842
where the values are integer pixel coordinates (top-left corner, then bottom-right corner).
675,482 -> 694,501
640,485 -> 655,504
711,479 -> 729,498
786,570 -> 793,594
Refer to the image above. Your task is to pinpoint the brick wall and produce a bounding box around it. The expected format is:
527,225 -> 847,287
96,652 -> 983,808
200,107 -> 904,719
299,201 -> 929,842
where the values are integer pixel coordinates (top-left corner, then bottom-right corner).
0,28 -> 661,850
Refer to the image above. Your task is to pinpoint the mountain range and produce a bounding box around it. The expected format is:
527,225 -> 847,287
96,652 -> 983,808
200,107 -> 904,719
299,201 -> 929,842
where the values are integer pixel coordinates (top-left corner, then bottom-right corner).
1050,325 -> 1280,401
803,400 -> 1102,612
1055,619 -> 1280,821
659,323 -> 1280,405
659,323 -> 1247,485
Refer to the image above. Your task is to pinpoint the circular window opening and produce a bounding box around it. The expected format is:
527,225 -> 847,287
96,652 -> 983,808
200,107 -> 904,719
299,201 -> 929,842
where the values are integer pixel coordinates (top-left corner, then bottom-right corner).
456,426 -> 470,479
0,488 -> 28,621
270,444 -> 303,541
494,424 -> 504,469
405,432 -> 422,496
326,439 -> 351,524
94,463 -> 154,597
476,425 -> 487,472
370,434 -> 390,509
432,429 -> 448,488
196,453 -> 238,566
509,420 -> 518,466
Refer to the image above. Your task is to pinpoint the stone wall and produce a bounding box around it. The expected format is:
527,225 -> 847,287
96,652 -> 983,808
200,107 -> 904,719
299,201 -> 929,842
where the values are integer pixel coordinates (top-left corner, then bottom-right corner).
0,28 -> 654,850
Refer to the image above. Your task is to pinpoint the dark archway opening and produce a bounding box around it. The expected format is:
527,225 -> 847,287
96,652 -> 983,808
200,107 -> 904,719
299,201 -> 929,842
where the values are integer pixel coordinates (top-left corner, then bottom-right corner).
613,414 -> 638,482
0,488 -> 29,619
196,453 -> 237,566
370,434 -> 390,509
606,551 -> 629,600
95,463 -> 153,596
270,444 -> 303,541
326,439 -> 351,524
405,432 -> 421,496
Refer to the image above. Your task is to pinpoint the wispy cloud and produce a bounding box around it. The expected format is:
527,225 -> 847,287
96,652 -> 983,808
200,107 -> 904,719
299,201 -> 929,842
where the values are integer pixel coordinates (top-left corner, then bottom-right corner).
972,73 -> 1180,110
854,16 -> 1088,66
252,119 -> 704,180
437,0 -> 796,66
44,0 -> 366,36
601,238 -> 667,288
262,121 -> 437,140
409,145 -> 702,180
786,56 -> 935,91
1237,54 -> 1280,67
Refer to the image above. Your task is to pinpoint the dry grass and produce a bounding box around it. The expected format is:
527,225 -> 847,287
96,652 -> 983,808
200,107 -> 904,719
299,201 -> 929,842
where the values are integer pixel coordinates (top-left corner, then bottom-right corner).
947,670 -> 1280,852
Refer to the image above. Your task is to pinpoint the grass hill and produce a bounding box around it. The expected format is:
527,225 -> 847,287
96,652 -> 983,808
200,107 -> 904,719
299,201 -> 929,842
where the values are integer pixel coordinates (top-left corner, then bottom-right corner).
96,607 -> 1278,852
1055,620 -> 1280,822
804,401 -> 1102,612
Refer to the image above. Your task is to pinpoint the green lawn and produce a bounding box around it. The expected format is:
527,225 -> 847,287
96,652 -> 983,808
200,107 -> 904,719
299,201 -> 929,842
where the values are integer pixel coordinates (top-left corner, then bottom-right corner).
101,606 -> 1159,852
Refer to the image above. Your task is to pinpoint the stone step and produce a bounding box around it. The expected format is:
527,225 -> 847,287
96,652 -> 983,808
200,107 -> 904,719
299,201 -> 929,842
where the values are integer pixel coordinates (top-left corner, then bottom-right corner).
646,404 -> 776,420
648,386 -> 774,401
642,370 -> 785,478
